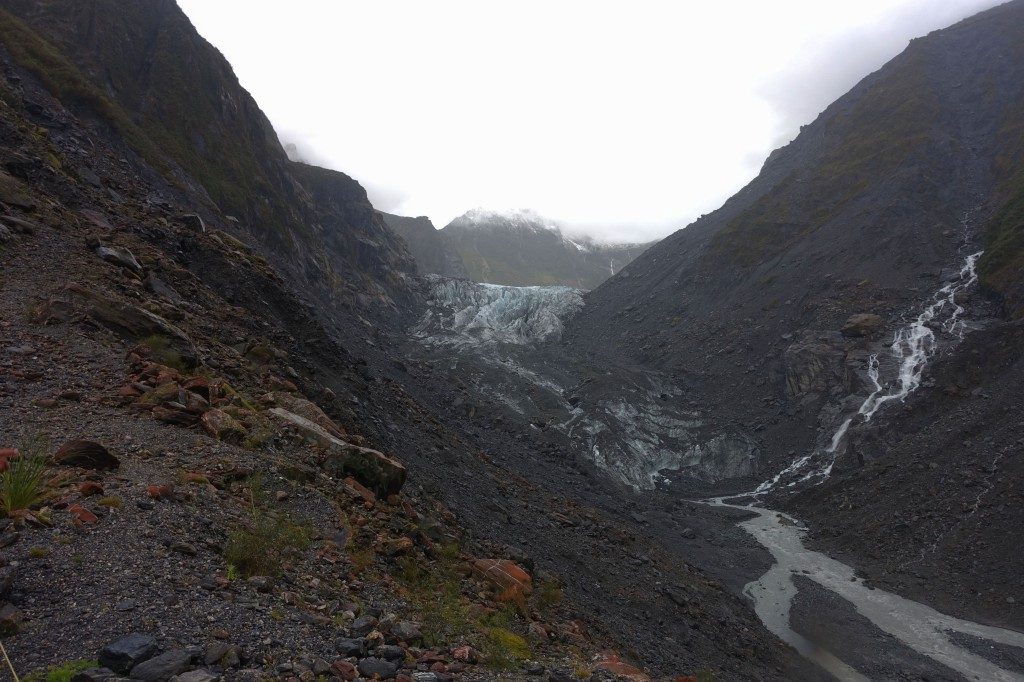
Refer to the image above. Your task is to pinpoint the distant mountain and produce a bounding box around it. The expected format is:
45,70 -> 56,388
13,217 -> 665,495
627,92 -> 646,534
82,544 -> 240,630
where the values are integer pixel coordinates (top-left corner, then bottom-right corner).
378,212 -> 468,279
383,208 -> 652,289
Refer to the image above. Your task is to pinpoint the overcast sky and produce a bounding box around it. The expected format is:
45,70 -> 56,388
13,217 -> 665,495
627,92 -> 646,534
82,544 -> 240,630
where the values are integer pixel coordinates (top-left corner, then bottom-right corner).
178,0 -> 1001,242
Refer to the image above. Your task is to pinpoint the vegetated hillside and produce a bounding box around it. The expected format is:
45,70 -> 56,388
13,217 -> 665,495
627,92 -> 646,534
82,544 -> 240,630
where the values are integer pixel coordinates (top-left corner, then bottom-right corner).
0,0 -> 417,331
566,0 -> 1024,481
379,212 -> 468,279
437,208 -> 652,289
0,1 -> 818,681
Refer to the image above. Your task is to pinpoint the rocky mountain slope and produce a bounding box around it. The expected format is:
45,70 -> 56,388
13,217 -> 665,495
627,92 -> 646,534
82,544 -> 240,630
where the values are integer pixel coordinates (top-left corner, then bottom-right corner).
386,208 -> 652,289
0,2 -> 819,681
566,0 -> 1024,638
0,0 -> 417,332
379,213 -> 468,280
4,0 -> 1024,680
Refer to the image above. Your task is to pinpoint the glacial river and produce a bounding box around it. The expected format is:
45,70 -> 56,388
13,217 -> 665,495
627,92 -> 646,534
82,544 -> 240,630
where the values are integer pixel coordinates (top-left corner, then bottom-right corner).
709,498 -> 1024,681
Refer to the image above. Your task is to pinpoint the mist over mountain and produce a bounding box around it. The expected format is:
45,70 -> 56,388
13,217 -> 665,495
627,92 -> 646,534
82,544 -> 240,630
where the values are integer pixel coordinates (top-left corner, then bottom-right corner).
384,208 -> 653,289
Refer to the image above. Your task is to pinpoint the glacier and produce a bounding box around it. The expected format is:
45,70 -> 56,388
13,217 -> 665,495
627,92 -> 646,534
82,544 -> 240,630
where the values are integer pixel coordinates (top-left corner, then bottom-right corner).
409,276 -> 760,489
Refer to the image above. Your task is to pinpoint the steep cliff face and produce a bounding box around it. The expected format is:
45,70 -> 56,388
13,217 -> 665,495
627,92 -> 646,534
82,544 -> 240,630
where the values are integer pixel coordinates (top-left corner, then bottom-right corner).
379,212 -> 468,279
566,0 -> 1024,478
0,0 -> 416,328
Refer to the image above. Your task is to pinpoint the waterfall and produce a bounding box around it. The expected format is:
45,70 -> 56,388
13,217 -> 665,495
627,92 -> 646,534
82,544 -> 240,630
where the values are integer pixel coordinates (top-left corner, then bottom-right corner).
753,250 -> 983,494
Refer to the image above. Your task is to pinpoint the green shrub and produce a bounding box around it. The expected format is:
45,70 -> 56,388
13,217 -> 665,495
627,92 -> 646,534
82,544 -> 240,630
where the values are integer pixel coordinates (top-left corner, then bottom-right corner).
394,550 -> 473,647
1,435 -> 48,516
483,627 -> 531,670
141,334 -> 186,371
536,578 -> 563,612
223,478 -> 310,577
24,659 -> 98,682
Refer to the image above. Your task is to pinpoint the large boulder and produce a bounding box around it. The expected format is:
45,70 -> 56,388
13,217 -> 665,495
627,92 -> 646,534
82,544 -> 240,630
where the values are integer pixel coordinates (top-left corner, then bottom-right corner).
129,650 -> 191,682
99,634 -> 159,674
201,409 -> 246,443
52,440 -> 120,470
65,284 -> 194,362
269,408 -> 405,496
841,313 -> 885,338
260,392 -> 345,438
471,559 -> 533,596
95,245 -> 143,275
356,658 -> 398,680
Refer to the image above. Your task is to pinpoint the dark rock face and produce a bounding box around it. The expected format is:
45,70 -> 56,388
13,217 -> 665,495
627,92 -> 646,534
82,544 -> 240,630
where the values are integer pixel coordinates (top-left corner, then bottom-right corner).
379,212 -> 468,279
356,658 -> 399,679
98,634 -> 159,674
129,650 -> 191,682
787,319 -> 1024,631
566,1 -> 1024,480
52,440 -> 120,470
0,0 -> 417,329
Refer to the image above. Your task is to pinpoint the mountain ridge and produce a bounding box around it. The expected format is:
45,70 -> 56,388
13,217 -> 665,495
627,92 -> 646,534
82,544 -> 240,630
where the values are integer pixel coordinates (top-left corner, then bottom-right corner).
384,207 -> 653,289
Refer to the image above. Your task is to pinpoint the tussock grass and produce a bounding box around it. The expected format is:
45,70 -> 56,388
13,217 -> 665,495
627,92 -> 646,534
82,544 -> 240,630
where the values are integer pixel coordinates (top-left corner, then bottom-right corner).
223,476 -> 310,577
1,435 -> 48,516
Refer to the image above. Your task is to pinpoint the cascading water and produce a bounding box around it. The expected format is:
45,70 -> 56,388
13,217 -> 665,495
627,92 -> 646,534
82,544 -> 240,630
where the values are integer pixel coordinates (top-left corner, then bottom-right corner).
752,250 -> 983,494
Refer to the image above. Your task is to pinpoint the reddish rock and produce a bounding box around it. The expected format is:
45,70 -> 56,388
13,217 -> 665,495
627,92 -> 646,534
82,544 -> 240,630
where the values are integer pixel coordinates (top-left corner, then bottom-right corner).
380,537 -> 414,556
138,362 -> 180,380
0,448 -> 17,473
154,369 -> 181,385
182,375 -> 210,398
201,409 -> 246,443
841,312 -> 885,338
451,646 -> 478,664
471,559 -> 533,596
343,477 -> 377,505
52,440 -> 120,470
331,660 -> 357,681
594,653 -> 650,682
528,621 -> 550,642
68,504 -> 98,524
151,405 -> 199,425
266,374 -> 298,392
118,384 -> 142,398
183,390 -> 210,414
0,604 -> 23,635
78,482 -> 104,497
147,484 -> 173,500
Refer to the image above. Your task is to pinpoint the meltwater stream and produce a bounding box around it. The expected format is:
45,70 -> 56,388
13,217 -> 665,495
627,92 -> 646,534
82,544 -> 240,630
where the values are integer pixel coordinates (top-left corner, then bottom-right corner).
708,498 -> 1024,681
754,250 -> 983,493
702,251 -> 1024,679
